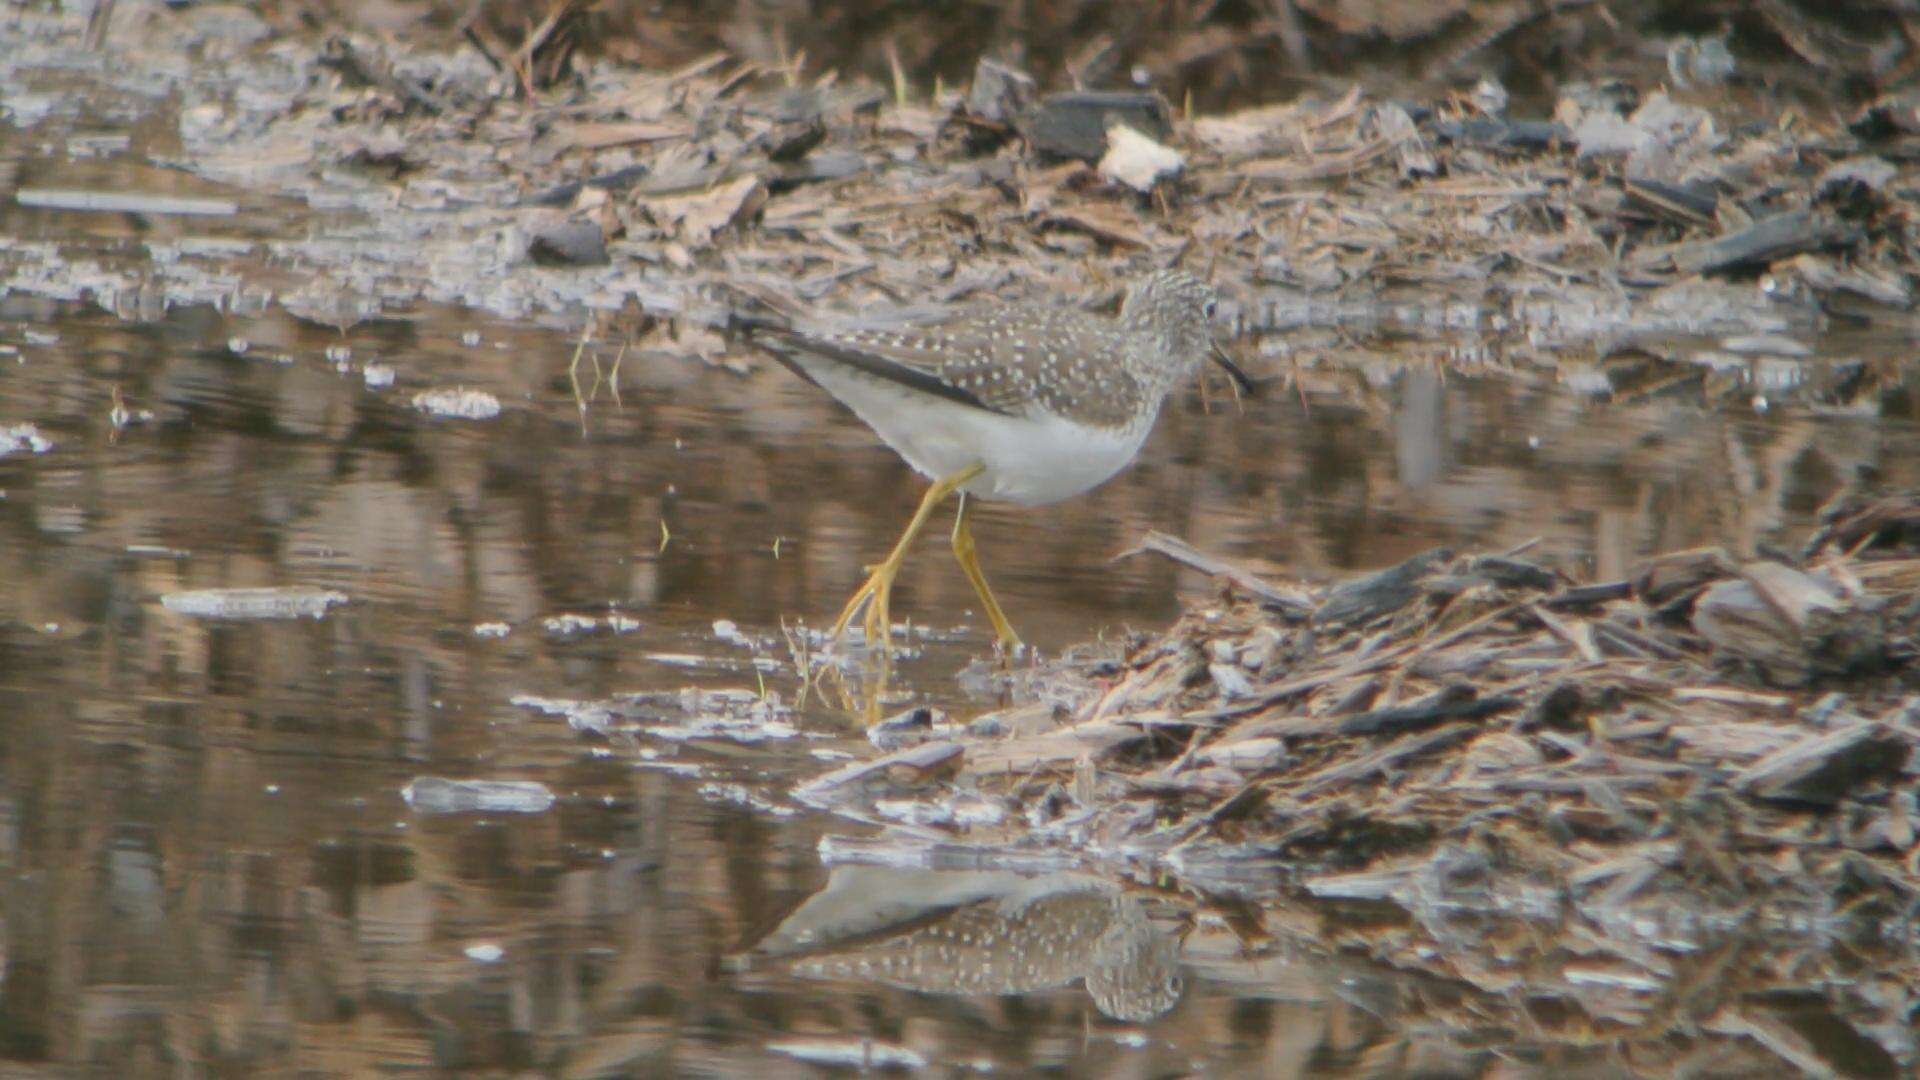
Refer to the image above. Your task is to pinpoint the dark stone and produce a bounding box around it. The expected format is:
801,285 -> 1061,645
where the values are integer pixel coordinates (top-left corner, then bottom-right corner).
1020,91 -> 1172,162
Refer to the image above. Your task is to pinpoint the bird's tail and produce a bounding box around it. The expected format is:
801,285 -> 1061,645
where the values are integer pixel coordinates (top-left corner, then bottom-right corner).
716,281 -> 803,339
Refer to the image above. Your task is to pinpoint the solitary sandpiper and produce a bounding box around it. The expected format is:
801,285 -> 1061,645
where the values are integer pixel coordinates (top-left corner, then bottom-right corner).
754,269 -> 1250,651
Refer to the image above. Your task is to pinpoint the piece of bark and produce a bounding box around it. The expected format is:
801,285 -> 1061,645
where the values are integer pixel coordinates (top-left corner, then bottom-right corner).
527,219 -> 608,265
1433,116 -> 1568,150
1777,253 -> 1912,309
771,150 -> 868,192
1849,87 -> 1920,140
966,59 -> 1036,126
1372,103 -> 1435,179
1661,209 -> 1863,275
1463,555 -> 1560,592
1314,547 -> 1454,628
761,119 -> 827,163
1541,580 -> 1633,609
1693,563 -> 1886,685
1804,493 -> 1920,557
1623,177 -> 1718,225
1733,722 -> 1911,805
1337,684 -> 1519,737
1290,726 -> 1476,798
1117,531 -> 1313,618
794,741 -> 965,809
1631,546 -> 1737,611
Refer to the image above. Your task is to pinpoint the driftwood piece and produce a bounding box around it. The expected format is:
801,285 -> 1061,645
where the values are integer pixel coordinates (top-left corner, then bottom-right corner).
1117,531 -> 1314,617
1291,726 -> 1476,799
1743,561 -> 1852,629
1805,493 -> 1920,557
1692,562 -> 1886,685
1463,555 -> 1561,592
1372,103 -> 1435,179
1624,177 -> 1717,225
794,741 -> 965,809
1692,576 -> 1814,682
1777,253 -> 1913,308
1433,116 -> 1568,150
1542,580 -> 1633,609
1661,209 -> 1863,274
1337,683 -> 1520,736
1731,722 -> 1910,806
1315,547 -> 1453,628
1631,546 -> 1738,610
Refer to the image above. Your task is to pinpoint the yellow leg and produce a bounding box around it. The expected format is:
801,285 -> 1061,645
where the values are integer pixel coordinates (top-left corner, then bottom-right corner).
830,463 -> 984,651
951,492 -> 1022,651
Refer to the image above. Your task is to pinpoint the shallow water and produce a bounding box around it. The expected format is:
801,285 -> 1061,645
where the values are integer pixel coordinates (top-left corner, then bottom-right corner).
5,31 -> 1920,1079
4,268 -> 1914,1074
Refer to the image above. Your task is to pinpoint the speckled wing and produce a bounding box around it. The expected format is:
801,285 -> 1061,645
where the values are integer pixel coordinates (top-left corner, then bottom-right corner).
764,304 -> 1148,431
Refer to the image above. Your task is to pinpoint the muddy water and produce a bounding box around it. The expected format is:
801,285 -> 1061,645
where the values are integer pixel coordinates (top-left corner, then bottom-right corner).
6,97 -> 1920,1080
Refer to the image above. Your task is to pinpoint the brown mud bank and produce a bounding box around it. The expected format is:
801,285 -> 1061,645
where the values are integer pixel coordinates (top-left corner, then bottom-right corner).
798,495 -> 1920,1073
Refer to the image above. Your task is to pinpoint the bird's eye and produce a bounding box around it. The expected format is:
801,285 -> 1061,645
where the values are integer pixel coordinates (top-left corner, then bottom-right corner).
1202,299 -> 1218,318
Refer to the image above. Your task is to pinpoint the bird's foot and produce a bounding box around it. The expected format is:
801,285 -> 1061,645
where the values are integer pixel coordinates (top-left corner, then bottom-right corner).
829,560 -> 898,654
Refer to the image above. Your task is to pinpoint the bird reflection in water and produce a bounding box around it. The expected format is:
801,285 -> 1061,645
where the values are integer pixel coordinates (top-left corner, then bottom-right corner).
736,867 -> 1184,1023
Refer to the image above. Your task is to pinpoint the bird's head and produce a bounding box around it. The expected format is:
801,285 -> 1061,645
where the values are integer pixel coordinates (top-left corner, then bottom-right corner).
1121,270 -> 1251,394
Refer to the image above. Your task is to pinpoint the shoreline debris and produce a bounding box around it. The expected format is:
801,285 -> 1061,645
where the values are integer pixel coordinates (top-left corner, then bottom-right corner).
791,496 -> 1920,1067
